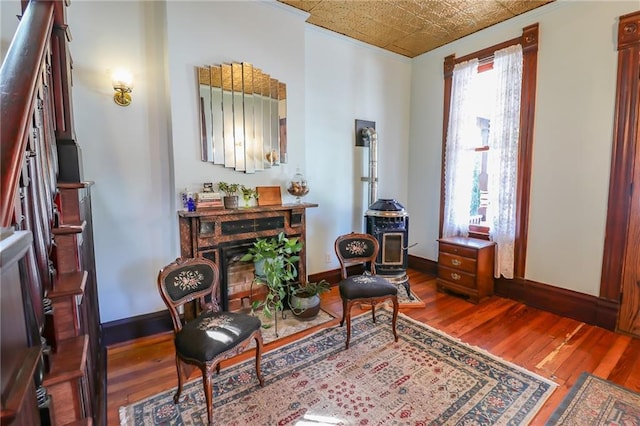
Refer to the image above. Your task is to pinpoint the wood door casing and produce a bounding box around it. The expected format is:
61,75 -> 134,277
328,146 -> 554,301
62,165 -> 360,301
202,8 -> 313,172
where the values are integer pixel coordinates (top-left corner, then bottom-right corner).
603,11 -> 640,337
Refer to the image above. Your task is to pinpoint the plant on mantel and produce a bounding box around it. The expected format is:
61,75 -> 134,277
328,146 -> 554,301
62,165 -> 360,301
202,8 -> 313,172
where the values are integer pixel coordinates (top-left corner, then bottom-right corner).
240,185 -> 259,207
240,232 -> 302,335
217,182 -> 240,196
217,182 -> 240,208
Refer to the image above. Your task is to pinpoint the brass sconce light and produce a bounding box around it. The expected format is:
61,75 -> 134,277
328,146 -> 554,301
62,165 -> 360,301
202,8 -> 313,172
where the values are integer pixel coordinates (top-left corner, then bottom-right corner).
112,68 -> 133,107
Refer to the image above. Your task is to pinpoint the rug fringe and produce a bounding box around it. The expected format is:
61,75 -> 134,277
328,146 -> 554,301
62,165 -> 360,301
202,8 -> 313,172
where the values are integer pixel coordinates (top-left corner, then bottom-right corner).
118,405 -> 130,426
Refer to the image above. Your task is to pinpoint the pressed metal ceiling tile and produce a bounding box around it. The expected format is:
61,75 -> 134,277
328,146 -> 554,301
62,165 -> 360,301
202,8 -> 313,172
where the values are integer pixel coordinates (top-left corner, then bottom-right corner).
498,0 -> 552,15
280,0 -> 322,12
393,25 -> 455,54
278,0 -> 554,57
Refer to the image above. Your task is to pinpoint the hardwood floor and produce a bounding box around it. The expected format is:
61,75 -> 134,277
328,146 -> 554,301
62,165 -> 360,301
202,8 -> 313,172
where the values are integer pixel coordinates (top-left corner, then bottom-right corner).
106,269 -> 640,425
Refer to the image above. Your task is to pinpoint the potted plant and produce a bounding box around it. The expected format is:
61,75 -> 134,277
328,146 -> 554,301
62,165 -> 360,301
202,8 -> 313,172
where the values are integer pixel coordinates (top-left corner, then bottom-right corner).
289,280 -> 330,319
242,237 -> 276,278
240,232 -> 302,335
239,185 -> 259,207
217,182 -> 240,208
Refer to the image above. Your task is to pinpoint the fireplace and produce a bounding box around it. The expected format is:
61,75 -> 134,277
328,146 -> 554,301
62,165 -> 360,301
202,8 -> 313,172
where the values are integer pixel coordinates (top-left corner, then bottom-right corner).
178,204 -> 316,313
365,199 -> 412,298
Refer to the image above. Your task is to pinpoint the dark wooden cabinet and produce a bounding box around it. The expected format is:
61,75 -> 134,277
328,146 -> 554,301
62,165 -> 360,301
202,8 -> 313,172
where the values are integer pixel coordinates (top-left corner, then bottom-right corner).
437,237 -> 496,303
179,203 -> 317,312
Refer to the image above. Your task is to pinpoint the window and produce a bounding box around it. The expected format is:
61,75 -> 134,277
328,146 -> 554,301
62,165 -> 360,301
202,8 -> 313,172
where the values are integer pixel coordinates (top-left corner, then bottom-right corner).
469,69 -> 496,234
440,24 -> 539,279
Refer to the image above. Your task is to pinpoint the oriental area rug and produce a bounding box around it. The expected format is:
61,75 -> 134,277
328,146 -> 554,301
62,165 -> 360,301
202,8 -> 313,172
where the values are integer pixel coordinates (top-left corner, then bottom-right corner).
120,310 -> 557,425
546,372 -> 640,425
253,308 -> 335,345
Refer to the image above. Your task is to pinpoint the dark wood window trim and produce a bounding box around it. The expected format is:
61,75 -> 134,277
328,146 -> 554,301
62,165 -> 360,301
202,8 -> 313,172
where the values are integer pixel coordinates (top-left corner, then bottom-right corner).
600,11 -> 640,304
440,24 -> 539,279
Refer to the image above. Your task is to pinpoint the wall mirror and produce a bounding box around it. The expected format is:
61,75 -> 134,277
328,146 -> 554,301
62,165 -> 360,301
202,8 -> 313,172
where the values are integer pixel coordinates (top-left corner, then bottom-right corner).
197,62 -> 287,173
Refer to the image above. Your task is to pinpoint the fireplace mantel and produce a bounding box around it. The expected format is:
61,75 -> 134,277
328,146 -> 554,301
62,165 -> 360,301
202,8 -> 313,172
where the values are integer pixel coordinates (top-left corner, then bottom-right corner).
178,203 -> 318,311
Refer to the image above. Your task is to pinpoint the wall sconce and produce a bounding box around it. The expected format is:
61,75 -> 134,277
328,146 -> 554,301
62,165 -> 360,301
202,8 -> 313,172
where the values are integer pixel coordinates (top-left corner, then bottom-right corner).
112,68 -> 133,107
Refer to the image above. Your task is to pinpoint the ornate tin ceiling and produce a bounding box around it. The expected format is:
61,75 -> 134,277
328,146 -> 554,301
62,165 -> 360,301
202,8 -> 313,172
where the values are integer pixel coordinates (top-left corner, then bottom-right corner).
278,0 -> 554,58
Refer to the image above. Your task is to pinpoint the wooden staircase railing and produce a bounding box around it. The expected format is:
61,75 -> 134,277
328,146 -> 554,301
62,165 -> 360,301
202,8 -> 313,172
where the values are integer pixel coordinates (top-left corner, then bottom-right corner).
0,1 -> 105,424
0,0 -> 54,228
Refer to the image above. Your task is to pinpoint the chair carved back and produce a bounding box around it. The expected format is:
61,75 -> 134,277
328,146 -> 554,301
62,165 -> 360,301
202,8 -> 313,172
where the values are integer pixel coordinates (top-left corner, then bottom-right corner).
157,257 -> 221,332
334,232 -> 379,279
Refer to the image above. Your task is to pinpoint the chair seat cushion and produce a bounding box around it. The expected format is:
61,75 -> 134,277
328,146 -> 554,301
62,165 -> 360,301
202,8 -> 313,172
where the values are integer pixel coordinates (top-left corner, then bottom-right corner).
175,312 -> 261,362
339,274 -> 398,300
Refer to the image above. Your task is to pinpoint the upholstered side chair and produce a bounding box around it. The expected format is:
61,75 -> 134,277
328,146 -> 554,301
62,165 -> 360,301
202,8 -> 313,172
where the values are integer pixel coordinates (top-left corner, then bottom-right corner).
334,232 -> 399,349
157,257 -> 264,425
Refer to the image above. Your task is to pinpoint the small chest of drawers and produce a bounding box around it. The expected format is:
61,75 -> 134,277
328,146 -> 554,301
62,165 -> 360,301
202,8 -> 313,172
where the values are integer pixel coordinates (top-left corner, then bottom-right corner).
437,236 -> 496,303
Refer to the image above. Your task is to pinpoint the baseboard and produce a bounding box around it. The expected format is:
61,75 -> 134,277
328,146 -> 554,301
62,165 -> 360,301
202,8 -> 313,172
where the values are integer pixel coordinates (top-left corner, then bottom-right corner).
102,310 -> 173,347
308,268 -> 341,285
409,255 -> 619,331
308,265 -> 365,285
494,277 -> 619,330
408,254 -> 438,276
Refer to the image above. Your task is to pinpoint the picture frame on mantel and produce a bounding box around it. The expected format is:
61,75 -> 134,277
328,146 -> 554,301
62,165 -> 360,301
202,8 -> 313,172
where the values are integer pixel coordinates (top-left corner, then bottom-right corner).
257,186 -> 282,206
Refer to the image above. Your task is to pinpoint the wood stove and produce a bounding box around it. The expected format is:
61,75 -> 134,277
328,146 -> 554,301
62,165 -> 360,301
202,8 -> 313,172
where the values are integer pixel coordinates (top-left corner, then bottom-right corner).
365,199 -> 412,299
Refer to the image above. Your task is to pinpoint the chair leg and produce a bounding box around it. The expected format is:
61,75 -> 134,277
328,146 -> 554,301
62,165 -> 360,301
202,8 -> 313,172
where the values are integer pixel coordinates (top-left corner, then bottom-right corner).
202,369 -> 214,426
254,332 -> 265,386
371,302 -> 376,323
345,300 -> 353,349
391,296 -> 399,343
340,298 -> 348,327
173,356 -> 184,404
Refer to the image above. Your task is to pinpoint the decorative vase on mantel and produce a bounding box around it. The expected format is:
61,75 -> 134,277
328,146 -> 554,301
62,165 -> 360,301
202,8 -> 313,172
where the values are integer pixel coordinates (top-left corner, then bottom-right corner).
287,168 -> 309,203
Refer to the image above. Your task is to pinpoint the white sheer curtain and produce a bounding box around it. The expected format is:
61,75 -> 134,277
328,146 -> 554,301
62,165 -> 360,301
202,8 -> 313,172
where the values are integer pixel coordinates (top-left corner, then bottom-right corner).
442,59 -> 478,238
487,45 -> 523,279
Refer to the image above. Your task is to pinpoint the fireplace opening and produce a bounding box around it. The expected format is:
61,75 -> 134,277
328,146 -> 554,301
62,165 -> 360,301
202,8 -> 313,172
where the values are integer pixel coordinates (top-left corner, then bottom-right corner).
202,242 -> 268,311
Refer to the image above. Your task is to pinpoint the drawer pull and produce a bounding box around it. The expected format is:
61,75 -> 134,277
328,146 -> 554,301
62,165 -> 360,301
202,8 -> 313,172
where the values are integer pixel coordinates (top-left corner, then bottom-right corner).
451,259 -> 461,266
450,272 -> 461,281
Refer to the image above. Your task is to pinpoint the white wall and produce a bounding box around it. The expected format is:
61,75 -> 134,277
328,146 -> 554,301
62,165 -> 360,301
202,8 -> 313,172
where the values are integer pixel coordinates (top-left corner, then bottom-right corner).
62,0 -> 410,323
165,1 -> 308,196
67,1 -> 175,323
1,1 -> 21,59
304,27 -> 412,273
408,0 -> 639,296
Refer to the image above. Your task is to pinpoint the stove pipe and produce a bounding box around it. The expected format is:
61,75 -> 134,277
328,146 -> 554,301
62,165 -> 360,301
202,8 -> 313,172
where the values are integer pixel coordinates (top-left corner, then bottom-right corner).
361,127 -> 378,207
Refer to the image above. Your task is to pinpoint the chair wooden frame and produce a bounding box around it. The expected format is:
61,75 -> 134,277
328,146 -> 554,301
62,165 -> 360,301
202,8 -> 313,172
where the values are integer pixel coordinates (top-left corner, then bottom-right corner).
157,257 -> 264,424
334,233 -> 399,349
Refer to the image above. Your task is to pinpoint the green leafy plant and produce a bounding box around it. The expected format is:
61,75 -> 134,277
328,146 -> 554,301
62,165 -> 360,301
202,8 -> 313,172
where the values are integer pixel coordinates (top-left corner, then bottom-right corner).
291,280 -> 330,298
217,182 -> 240,196
240,185 -> 259,206
240,232 -> 303,319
